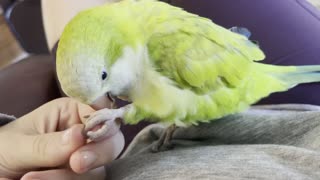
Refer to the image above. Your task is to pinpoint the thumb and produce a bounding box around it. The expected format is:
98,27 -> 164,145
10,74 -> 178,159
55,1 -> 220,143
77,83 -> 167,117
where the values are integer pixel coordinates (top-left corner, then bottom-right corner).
18,124 -> 86,168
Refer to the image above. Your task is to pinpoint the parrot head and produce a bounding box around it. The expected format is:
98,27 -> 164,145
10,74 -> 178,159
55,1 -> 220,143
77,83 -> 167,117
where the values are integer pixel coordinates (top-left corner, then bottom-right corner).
56,6 -> 143,109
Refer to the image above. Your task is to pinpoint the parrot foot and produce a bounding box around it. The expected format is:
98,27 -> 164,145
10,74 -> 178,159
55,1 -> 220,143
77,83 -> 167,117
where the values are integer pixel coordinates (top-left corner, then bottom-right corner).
82,108 -> 125,141
151,124 -> 176,152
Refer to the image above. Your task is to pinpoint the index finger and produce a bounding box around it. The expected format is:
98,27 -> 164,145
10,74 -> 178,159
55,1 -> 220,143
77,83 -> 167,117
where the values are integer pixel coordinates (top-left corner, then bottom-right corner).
12,98 -> 95,134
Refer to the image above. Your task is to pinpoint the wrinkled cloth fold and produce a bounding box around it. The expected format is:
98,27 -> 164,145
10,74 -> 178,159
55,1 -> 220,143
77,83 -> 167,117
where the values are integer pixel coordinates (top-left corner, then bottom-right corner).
106,104 -> 320,180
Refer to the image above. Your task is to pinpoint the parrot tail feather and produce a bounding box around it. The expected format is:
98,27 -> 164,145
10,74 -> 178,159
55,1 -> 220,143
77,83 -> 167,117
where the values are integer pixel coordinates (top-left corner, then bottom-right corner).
280,72 -> 320,88
293,65 -> 320,73
255,63 -> 320,89
276,65 -> 320,87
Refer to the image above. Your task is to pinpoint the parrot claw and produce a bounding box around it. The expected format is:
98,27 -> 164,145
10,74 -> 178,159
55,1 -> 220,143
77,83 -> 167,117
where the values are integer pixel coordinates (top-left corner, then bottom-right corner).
84,112 -> 108,132
82,108 -> 123,141
151,124 -> 177,152
86,123 -> 109,140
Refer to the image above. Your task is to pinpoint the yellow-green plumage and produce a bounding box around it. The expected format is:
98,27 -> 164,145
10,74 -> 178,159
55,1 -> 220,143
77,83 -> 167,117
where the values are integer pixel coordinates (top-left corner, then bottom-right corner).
57,0 -> 320,127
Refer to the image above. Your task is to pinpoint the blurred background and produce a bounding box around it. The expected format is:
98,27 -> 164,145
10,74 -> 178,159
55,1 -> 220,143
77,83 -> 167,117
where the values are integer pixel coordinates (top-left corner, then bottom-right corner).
0,0 -> 116,69
0,9 -> 26,68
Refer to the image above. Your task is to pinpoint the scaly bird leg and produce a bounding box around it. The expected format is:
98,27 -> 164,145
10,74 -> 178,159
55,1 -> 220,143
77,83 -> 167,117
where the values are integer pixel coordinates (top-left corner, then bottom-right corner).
82,105 -> 131,141
151,124 -> 177,152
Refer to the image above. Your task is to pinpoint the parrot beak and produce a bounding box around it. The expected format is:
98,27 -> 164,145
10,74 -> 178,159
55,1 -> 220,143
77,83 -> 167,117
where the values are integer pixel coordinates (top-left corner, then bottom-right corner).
90,92 -> 115,110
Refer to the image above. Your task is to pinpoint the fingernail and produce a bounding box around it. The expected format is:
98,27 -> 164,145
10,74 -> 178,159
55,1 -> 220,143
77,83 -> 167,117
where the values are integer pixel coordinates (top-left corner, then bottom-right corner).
62,128 -> 72,145
80,151 -> 97,171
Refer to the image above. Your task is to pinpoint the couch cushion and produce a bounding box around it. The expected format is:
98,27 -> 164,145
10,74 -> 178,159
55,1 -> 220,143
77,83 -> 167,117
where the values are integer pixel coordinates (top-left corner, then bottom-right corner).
0,55 -> 61,117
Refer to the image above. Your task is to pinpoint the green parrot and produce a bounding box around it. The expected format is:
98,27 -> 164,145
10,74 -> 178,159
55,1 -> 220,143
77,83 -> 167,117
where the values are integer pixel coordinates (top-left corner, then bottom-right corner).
56,0 -> 320,151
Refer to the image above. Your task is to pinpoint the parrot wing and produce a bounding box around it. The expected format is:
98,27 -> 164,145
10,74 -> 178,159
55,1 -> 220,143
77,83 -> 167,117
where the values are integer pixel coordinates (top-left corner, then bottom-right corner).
147,9 -> 265,94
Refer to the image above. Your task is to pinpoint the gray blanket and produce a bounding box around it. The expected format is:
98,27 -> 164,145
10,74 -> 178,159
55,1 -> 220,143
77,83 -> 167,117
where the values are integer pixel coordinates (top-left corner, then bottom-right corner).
106,104 -> 320,180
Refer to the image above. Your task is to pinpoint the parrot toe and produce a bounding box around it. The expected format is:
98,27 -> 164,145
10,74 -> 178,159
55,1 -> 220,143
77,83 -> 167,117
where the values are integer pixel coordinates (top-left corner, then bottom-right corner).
87,123 -> 109,140
83,113 -> 107,132
151,124 -> 176,153
151,139 -> 174,153
82,109 -> 122,141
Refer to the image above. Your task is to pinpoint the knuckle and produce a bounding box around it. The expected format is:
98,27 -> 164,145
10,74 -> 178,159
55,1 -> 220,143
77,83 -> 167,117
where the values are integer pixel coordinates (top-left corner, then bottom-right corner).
32,136 -> 48,162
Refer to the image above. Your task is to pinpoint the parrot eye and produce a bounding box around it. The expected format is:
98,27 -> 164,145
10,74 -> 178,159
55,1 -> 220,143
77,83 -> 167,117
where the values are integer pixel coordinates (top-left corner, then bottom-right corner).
101,71 -> 108,80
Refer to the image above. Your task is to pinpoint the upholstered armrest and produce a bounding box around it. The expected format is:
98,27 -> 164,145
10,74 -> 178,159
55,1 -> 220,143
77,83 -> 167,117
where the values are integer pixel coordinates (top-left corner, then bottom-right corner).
0,0 -> 13,13
0,55 -> 61,117
4,0 -> 49,54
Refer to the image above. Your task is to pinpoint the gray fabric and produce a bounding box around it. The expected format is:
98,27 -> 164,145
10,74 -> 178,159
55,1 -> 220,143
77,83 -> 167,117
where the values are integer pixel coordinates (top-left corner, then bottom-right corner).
106,104 -> 320,180
0,113 -> 15,126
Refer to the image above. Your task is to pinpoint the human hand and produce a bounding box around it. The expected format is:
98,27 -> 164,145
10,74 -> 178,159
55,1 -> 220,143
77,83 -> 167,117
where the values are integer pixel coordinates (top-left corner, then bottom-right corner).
0,98 -> 124,179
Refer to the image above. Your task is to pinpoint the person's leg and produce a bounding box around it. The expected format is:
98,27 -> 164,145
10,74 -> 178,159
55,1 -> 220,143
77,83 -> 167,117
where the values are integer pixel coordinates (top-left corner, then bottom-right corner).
171,0 -> 320,105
